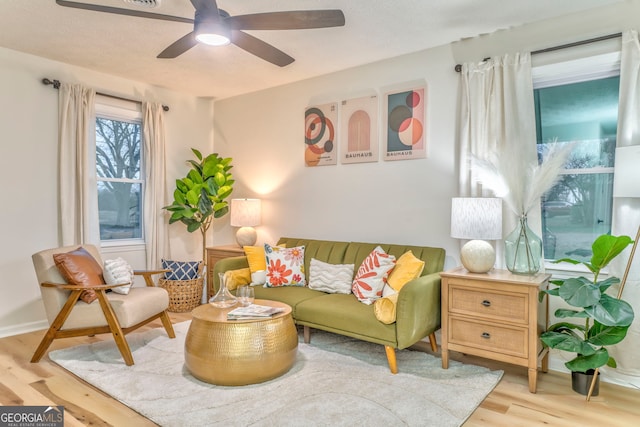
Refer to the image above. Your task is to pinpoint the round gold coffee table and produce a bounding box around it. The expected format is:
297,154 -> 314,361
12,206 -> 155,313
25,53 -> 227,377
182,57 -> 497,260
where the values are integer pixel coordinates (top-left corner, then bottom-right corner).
184,299 -> 298,386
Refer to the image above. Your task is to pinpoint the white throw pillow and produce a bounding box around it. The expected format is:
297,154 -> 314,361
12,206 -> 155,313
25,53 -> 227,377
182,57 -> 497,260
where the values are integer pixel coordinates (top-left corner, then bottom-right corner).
352,246 -> 396,305
103,257 -> 134,295
308,258 -> 354,294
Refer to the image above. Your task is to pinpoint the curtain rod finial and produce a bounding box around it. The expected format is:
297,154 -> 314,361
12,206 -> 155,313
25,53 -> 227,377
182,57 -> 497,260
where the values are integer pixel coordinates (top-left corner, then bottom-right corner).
42,78 -> 61,89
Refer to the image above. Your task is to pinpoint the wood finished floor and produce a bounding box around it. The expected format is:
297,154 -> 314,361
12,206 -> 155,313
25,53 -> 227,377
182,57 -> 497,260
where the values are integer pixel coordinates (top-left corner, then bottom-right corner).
2,311 -> 639,426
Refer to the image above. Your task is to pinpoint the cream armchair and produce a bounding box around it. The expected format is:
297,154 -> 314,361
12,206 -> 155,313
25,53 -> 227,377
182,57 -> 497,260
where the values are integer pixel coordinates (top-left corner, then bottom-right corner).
31,244 -> 175,365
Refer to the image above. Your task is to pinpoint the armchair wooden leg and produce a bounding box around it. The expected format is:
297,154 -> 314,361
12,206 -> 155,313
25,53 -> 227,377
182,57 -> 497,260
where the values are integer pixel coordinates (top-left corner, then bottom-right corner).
96,291 -> 134,366
160,310 -> 176,338
31,290 -> 83,363
303,326 -> 311,344
384,345 -> 398,374
428,332 -> 438,352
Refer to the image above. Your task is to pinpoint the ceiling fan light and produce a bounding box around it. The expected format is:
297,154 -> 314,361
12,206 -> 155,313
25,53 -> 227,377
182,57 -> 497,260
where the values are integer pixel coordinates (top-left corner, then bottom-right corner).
194,19 -> 230,46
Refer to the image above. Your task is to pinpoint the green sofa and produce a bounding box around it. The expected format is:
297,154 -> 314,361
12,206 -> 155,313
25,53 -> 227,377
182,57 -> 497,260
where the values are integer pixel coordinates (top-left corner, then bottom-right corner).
211,237 -> 446,373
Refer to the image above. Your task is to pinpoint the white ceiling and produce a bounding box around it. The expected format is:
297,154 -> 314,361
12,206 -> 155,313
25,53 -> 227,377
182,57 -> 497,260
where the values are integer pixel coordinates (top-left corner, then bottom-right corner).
0,0 -> 624,99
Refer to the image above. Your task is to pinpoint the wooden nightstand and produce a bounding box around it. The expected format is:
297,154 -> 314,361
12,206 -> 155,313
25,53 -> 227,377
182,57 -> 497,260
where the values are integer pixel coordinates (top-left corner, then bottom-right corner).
440,267 -> 551,393
206,245 -> 245,300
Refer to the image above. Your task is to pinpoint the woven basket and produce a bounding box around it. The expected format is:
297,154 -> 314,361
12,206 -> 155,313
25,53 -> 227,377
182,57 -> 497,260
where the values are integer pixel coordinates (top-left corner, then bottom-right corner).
159,276 -> 204,313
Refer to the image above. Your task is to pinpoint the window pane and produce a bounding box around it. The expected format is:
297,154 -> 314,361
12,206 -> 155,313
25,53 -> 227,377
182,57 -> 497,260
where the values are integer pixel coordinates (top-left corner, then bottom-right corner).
96,118 -> 141,179
535,74 -> 619,263
98,181 -> 142,240
542,173 -> 614,263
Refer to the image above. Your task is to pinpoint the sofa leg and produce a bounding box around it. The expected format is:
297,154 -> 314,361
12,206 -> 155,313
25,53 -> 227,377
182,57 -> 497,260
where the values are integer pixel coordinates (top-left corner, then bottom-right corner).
384,346 -> 398,374
428,332 -> 438,352
303,325 -> 311,344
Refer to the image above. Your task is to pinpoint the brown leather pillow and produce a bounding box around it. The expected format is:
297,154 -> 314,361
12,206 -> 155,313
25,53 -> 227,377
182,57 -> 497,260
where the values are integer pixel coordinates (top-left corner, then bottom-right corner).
53,247 -> 105,304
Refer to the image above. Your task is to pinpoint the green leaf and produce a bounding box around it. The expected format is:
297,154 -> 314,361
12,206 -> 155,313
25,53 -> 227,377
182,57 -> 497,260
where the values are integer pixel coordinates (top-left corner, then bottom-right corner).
174,189 -> 186,205
164,205 -> 184,212
546,322 -> 586,334
214,171 -> 226,186
186,189 -> 199,206
213,206 -> 229,218
553,257 -> 582,266
188,169 -> 203,184
191,148 -> 202,161
584,294 -> 635,327
587,321 -> 630,346
565,348 -> 610,372
169,212 -> 183,223
187,221 -> 200,233
559,277 -> 600,307
554,308 -> 589,319
590,234 -> 633,271
217,185 -> 233,200
606,356 -> 617,368
540,331 -> 595,355
597,276 -> 620,293
198,189 -> 213,214
175,179 -> 188,193
183,178 -> 194,190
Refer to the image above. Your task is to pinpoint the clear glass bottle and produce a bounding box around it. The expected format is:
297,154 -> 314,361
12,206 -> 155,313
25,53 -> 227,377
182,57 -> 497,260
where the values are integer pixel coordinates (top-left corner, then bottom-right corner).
209,272 -> 237,308
504,215 -> 543,275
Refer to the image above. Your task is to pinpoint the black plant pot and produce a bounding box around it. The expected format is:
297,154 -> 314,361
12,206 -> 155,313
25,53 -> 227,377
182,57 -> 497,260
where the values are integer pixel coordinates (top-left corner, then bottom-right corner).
571,370 -> 600,396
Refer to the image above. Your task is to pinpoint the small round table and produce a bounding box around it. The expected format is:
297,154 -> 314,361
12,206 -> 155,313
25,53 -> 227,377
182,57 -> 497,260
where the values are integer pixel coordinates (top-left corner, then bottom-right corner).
184,299 -> 298,386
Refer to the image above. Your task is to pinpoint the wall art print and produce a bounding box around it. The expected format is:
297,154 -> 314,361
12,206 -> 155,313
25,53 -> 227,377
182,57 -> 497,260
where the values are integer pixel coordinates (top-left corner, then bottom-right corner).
305,103 -> 338,167
384,86 -> 427,161
339,95 -> 378,164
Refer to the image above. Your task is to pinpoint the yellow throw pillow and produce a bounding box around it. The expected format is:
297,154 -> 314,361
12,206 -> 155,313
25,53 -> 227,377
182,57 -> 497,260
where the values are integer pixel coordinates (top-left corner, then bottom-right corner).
374,293 -> 399,324
243,246 -> 267,273
387,251 -> 425,292
224,268 -> 251,291
243,244 -> 286,273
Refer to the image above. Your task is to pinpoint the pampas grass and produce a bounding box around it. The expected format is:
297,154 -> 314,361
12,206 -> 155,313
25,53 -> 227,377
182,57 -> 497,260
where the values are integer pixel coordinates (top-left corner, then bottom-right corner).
472,142 -> 573,216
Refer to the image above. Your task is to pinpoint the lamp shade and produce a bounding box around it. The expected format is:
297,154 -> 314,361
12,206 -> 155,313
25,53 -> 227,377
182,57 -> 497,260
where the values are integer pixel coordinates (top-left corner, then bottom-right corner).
231,199 -> 261,227
451,197 -> 502,240
613,146 -> 640,198
451,197 -> 502,273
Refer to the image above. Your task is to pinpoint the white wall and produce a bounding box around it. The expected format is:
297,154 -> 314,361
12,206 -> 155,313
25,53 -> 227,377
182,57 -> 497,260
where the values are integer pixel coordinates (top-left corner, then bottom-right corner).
0,47 -> 215,336
212,1 -> 640,387
213,45 -> 460,260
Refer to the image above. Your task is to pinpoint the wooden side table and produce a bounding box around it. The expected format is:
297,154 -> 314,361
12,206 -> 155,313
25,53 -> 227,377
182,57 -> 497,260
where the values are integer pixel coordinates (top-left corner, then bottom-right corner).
440,267 -> 550,393
206,245 -> 245,300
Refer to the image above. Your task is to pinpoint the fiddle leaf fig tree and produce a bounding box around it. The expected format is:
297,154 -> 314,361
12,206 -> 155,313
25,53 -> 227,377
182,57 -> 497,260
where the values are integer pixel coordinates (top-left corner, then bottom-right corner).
540,234 -> 635,374
163,149 -> 234,264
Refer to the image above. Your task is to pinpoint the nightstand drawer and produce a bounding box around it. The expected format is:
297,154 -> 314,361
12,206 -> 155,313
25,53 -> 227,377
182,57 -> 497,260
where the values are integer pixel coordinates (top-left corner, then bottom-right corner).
450,285 -> 528,324
449,317 -> 527,358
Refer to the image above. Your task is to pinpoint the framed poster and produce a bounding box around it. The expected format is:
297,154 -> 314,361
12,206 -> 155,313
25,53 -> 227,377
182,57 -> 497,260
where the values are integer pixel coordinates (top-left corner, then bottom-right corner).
339,95 -> 378,164
304,103 -> 338,167
384,86 -> 427,161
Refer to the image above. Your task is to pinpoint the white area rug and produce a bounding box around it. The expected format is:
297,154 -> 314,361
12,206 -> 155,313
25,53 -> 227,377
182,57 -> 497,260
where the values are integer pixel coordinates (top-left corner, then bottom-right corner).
49,322 -> 502,427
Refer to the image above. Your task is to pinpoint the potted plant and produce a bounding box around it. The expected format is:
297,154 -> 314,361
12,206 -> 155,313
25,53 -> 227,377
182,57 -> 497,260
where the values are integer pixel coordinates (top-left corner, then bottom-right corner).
540,234 -> 635,396
163,149 -> 234,265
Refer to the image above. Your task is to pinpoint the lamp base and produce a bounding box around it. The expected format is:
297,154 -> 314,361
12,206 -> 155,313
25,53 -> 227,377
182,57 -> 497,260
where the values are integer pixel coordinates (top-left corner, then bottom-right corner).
236,227 -> 257,247
460,240 -> 496,273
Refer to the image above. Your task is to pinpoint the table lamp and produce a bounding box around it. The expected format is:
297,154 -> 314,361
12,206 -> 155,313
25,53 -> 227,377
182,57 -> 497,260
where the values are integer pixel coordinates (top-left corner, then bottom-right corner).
230,198 -> 261,247
451,197 -> 503,273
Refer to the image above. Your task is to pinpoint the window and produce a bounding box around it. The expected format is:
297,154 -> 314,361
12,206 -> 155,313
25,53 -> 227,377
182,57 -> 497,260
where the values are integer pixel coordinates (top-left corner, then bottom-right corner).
534,55 -> 620,264
95,99 -> 144,243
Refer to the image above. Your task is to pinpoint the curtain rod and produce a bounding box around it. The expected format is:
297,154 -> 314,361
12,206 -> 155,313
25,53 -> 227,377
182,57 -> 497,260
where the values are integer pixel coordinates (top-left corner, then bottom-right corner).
41,78 -> 169,112
454,32 -> 623,72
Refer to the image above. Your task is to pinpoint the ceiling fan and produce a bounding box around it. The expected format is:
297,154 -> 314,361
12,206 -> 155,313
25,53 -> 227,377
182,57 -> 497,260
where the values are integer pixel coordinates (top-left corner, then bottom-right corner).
56,0 -> 345,66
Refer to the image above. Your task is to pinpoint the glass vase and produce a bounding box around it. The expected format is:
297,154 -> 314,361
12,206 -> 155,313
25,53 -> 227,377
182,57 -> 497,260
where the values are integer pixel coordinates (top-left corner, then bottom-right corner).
209,272 -> 237,308
504,215 -> 543,275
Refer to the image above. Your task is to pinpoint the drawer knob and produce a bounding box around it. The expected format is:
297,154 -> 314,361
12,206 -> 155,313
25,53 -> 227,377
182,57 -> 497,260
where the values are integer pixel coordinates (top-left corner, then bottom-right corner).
481,332 -> 491,339
481,300 -> 491,307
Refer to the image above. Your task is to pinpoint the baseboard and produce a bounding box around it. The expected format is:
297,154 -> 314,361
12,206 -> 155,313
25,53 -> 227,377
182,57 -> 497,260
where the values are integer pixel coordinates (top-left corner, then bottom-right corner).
0,320 -> 47,339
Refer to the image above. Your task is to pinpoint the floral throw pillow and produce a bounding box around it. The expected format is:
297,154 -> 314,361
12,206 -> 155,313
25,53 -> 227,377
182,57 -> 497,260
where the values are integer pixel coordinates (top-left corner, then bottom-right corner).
352,246 -> 396,305
264,244 -> 306,287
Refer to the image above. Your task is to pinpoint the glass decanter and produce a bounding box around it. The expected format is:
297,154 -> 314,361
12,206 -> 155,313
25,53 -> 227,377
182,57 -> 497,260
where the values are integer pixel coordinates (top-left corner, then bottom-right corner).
209,272 -> 237,308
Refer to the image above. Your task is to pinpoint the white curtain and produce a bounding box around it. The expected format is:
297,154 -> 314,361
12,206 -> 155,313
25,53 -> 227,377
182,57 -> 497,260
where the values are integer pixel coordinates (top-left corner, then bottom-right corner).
605,29 -> 640,383
142,102 -> 169,269
458,53 -> 539,265
58,83 -> 99,246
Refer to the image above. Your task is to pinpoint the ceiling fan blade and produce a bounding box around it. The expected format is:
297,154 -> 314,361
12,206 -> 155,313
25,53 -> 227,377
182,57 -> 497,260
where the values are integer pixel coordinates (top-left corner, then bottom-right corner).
56,0 -> 193,24
157,32 -> 198,59
190,0 -> 219,14
227,10 -> 345,31
231,31 -> 294,67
